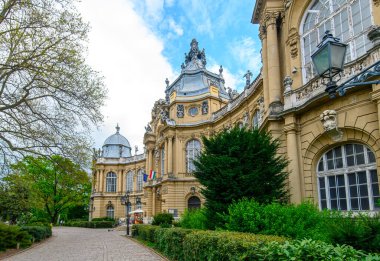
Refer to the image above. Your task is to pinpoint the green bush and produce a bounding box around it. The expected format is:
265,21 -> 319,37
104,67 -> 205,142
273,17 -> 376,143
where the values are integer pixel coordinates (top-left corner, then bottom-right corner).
225,199 -> 330,241
183,230 -> 287,261
20,226 -> 52,242
155,227 -> 193,260
132,224 -> 160,242
151,213 -> 173,226
64,220 -> 113,228
327,212 -> 380,253
0,223 -> 32,251
179,209 -> 207,230
91,217 -> 115,222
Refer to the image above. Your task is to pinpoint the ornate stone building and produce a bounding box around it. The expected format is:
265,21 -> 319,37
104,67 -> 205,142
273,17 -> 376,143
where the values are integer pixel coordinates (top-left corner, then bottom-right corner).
90,0 -> 380,221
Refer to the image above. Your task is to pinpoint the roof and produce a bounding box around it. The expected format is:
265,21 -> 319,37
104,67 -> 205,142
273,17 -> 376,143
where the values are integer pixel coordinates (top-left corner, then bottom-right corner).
102,125 -> 132,158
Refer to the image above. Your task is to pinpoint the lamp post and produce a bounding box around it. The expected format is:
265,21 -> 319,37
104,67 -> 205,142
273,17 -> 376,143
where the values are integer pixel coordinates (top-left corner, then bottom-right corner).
311,31 -> 347,98
121,191 -> 131,236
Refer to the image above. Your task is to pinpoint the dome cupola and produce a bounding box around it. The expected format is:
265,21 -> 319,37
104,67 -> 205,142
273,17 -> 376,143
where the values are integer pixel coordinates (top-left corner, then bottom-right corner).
102,124 -> 132,158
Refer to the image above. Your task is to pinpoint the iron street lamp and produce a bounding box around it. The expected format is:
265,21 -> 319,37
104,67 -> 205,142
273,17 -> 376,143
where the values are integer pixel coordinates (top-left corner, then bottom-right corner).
311,30 -> 347,98
121,191 -> 131,236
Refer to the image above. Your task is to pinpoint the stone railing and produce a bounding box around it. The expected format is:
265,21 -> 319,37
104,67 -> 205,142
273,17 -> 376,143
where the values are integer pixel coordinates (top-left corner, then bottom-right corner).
284,46 -> 380,111
211,74 -> 262,121
96,153 -> 146,164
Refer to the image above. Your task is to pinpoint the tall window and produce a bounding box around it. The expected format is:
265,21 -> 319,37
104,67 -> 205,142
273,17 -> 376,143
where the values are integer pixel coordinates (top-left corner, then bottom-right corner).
317,144 -> 379,211
126,171 -> 133,193
186,139 -> 201,173
106,206 -> 114,219
137,170 -> 143,192
161,147 -> 165,176
302,0 -> 373,83
106,172 -> 117,192
252,111 -> 259,129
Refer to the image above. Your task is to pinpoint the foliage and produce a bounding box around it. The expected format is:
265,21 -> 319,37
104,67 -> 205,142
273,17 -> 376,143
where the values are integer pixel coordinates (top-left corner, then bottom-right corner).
91,217 -> 115,222
0,223 -> 32,251
194,127 -> 289,229
63,220 -> 114,228
179,208 -> 207,230
132,225 -> 379,260
132,224 -> 160,242
0,0 -> 106,171
326,212 -> 380,253
0,174 -> 31,223
225,199 -> 330,242
20,226 -> 52,242
10,155 -> 91,223
155,228 -> 194,261
151,213 -> 174,226
260,239 -> 369,261
66,205 -> 89,221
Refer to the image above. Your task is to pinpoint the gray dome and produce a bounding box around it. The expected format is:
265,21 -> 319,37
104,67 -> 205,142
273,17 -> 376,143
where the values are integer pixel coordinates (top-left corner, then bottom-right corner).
102,125 -> 132,158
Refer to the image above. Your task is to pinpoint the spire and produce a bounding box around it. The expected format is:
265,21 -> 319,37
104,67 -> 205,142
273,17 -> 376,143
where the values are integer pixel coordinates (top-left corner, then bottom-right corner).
183,38 -> 206,69
116,123 -> 120,133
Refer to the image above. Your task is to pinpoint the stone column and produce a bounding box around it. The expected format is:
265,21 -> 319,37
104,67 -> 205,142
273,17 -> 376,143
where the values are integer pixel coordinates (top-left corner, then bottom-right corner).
117,169 -> 122,193
168,136 -> 173,174
148,149 -> 153,172
370,85 -> 380,132
259,25 -> 269,113
152,187 -> 156,216
97,170 -> 101,192
266,11 -> 282,107
164,138 -> 168,176
100,169 -> 105,192
284,117 -> 302,204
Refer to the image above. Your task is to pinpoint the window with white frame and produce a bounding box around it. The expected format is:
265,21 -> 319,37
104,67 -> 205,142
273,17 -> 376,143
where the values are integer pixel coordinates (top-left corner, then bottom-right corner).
186,139 -> 201,173
106,172 -> 117,192
317,144 -> 379,211
126,171 -> 133,193
252,111 -> 259,129
137,170 -> 143,192
106,205 -> 114,219
301,0 -> 373,83
161,147 -> 165,176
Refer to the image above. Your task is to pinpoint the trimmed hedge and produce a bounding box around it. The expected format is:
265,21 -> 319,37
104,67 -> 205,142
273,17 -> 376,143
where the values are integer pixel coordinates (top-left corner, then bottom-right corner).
0,223 -> 32,251
132,225 -> 379,260
21,226 -> 52,242
151,213 -> 173,226
64,221 -> 114,228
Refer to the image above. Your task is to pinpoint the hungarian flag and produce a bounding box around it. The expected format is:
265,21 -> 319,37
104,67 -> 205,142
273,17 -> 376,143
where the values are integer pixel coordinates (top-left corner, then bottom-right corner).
149,170 -> 156,180
143,173 -> 148,182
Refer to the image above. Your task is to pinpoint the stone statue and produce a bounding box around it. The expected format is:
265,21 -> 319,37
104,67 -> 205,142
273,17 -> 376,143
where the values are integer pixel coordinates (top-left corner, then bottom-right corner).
145,123 -> 152,132
177,104 -> 184,118
243,70 -> 253,88
202,101 -> 208,115
284,75 -> 293,93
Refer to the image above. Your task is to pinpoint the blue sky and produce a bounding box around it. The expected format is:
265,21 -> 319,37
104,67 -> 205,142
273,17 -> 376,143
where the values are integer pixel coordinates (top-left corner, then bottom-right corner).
78,0 -> 261,151
132,0 -> 261,90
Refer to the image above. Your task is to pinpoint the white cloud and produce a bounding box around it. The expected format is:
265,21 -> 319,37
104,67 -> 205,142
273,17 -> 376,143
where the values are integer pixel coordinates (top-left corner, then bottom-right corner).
229,37 -> 262,75
168,17 -> 183,36
77,0 -> 175,151
208,63 -> 244,92
165,0 -> 175,7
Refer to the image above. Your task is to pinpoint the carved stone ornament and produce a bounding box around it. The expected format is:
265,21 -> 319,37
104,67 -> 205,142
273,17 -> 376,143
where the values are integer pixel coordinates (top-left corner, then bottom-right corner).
374,0 -> 380,6
320,110 -> 343,141
284,75 -> 293,93
284,0 -> 292,10
177,104 -> 184,118
368,25 -> 380,45
145,123 -> 152,132
243,112 -> 249,126
202,101 -> 208,115
286,28 -> 299,58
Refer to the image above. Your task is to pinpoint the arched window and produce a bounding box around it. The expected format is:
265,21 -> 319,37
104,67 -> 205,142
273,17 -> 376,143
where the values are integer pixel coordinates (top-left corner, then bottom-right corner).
106,205 -> 114,219
106,172 -> 117,192
126,171 -> 133,193
188,196 -> 201,210
161,146 -> 165,176
137,170 -> 143,192
252,111 -> 259,129
301,0 -> 373,83
186,139 -> 201,173
317,144 -> 379,211
136,197 -> 142,210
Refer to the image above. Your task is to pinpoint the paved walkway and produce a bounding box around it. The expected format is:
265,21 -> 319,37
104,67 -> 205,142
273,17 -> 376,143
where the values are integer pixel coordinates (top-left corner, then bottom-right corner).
4,227 -> 165,261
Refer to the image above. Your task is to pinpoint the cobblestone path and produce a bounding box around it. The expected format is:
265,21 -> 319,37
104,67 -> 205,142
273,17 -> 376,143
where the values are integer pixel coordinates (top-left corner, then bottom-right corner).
4,227 -> 165,261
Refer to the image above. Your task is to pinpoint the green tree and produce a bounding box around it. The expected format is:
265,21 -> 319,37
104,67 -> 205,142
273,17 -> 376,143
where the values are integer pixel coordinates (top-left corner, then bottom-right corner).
194,127 -> 289,229
0,0 -> 106,172
0,173 -> 31,223
11,155 -> 91,223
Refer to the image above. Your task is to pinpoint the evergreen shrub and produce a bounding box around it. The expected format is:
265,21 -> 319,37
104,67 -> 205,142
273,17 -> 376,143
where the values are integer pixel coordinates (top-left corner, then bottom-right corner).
64,220 -> 113,228
151,213 -> 173,226
225,199 -> 329,241
0,223 -> 32,251
20,226 -> 52,242
155,227 -> 193,260
132,224 -> 160,242
179,209 -> 207,230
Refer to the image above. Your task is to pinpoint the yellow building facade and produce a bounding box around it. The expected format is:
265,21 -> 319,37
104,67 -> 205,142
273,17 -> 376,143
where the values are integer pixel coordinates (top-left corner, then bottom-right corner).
90,0 -> 380,221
